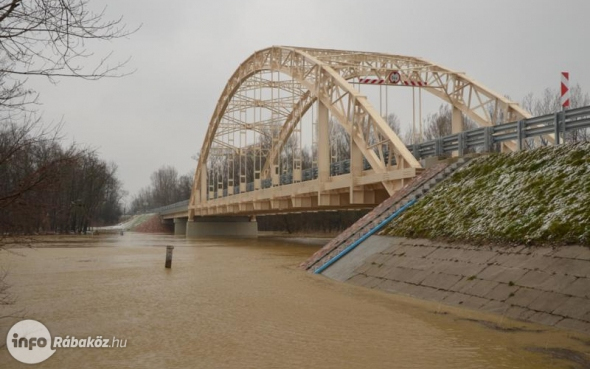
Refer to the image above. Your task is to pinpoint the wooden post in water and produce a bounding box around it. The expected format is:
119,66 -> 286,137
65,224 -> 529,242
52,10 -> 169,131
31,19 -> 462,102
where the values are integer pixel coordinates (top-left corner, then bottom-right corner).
165,245 -> 174,268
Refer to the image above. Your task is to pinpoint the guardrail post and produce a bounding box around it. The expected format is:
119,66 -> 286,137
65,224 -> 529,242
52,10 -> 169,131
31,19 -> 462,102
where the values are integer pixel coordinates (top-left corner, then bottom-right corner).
482,127 -> 491,153
435,139 -> 443,156
517,120 -> 525,151
554,111 -> 565,145
412,144 -> 420,160
457,132 -> 465,156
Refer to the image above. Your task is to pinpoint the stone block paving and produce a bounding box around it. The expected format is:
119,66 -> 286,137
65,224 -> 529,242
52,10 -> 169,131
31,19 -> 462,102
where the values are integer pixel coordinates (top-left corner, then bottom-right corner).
343,236 -> 590,335
301,162 -> 453,271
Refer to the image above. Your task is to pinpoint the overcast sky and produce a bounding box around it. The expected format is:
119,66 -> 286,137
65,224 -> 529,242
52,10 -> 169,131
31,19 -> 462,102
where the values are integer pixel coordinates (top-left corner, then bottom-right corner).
26,0 -> 590,202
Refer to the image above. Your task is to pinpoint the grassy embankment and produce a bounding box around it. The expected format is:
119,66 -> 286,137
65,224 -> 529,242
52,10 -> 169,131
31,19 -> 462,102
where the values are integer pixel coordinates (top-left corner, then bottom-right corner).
382,142 -> 590,246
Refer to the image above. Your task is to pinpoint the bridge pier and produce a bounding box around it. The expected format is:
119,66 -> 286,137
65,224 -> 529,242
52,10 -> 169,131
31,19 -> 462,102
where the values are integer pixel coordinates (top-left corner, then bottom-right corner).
174,217 -> 188,235
186,216 -> 258,238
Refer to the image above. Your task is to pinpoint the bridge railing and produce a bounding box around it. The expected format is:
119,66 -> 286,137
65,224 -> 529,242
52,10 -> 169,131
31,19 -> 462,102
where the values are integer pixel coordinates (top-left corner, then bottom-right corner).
406,105 -> 590,158
156,105 -> 590,207
208,105 -> 590,200
208,159 -> 378,200
143,199 -> 190,215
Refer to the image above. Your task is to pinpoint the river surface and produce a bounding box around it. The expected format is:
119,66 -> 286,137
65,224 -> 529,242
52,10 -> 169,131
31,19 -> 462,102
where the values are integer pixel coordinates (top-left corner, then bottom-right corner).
0,233 -> 589,368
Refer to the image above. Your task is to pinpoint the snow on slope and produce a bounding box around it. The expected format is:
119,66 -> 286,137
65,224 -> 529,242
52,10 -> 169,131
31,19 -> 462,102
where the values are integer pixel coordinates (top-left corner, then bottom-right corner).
383,142 -> 590,245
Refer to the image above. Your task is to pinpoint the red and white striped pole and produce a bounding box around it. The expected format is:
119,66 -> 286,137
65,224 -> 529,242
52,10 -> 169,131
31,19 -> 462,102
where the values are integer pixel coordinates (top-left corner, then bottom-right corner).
561,72 -> 570,110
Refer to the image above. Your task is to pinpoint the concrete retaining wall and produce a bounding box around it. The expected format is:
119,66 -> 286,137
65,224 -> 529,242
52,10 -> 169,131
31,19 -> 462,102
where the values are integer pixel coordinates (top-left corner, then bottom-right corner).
324,236 -> 590,335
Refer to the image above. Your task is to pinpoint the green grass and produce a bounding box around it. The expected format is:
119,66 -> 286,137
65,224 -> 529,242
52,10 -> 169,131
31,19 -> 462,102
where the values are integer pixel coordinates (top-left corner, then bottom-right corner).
382,142 -> 590,246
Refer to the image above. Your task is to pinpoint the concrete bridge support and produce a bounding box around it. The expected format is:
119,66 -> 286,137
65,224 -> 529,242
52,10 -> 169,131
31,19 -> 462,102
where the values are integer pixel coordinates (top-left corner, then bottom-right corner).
186,216 -> 258,238
174,218 -> 187,235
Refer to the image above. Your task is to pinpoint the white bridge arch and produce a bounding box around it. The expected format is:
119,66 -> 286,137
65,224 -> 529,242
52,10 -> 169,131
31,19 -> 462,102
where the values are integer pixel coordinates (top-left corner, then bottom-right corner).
189,46 -> 530,218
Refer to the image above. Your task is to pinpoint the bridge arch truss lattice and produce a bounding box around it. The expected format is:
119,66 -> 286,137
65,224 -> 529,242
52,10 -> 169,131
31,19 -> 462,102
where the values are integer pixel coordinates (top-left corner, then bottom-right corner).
189,46 -> 530,218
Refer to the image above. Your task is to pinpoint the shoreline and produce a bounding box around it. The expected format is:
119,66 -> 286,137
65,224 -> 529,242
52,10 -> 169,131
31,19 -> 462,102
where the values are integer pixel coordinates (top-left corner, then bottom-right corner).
323,235 -> 590,335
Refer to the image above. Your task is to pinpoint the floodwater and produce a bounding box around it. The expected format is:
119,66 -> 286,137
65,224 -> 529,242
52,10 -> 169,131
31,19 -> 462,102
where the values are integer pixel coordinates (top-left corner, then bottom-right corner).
0,233 -> 589,368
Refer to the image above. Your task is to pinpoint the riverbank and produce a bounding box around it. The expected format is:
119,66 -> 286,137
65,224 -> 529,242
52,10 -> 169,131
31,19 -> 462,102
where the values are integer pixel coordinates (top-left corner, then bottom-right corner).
1,233 -> 589,368
324,235 -> 590,335
383,142 -> 590,246
312,143 -> 590,337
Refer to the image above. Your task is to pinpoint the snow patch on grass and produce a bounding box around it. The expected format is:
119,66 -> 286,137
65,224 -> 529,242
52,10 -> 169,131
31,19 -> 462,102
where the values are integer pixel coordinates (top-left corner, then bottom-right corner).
383,142 -> 590,245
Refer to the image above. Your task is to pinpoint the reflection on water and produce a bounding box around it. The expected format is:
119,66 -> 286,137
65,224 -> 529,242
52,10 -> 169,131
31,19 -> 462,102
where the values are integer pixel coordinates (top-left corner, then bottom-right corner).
0,233 -> 588,368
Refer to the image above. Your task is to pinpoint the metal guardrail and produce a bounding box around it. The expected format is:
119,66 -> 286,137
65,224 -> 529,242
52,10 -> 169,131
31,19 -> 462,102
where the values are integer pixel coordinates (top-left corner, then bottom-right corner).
150,105 -> 590,212
406,105 -> 590,158
146,199 -> 190,215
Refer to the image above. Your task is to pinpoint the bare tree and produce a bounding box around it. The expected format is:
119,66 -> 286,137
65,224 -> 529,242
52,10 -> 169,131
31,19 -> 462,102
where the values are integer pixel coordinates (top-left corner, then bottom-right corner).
0,120 -> 75,228
385,112 -> 402,135
177,172 -> 193,200
423,105 -> 451,141
150,165 -> 179,207
0,0 -> 135,79
0,1 -> 135,234
521,84 -> 590,144
329,117 -> 349,162
129,186 -> 152,213
422,104 -> 478,142
0,120 -> 125,235
129,166 -> 194,212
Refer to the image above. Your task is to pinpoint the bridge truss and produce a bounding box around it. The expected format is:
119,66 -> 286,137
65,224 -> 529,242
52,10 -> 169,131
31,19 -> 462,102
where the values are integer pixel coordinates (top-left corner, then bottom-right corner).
189,46 -> 530,218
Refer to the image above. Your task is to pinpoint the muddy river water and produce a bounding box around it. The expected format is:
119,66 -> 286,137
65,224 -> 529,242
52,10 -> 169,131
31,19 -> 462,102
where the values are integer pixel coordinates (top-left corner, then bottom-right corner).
1,233 -> 589,368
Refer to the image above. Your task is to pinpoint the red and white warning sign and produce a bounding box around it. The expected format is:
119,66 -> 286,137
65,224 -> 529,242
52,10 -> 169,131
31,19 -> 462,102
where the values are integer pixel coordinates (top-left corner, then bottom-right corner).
388,71 -> 401,84
561,72 -> 570,109
357,71 -> 427,86
401,80 -> 427,87
358,77 -> 386,84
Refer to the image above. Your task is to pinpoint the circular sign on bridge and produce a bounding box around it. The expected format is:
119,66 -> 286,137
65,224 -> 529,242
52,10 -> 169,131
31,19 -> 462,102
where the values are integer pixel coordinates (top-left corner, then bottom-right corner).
388,71 -> 401,84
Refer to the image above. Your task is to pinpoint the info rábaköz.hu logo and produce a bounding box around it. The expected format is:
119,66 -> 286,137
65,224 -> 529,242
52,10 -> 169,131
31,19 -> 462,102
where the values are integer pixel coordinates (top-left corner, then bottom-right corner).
7,319 -> 55,364
6,319 -> 128,364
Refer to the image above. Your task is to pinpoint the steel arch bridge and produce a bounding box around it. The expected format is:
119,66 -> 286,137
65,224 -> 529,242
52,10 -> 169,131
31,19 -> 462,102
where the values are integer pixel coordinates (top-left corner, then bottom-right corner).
188,46 -> 530,219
